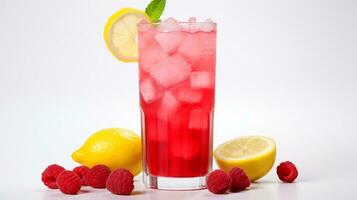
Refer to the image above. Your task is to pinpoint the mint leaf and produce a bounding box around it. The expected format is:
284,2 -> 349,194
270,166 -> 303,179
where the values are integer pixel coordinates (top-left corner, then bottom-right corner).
145,0 -> 166,22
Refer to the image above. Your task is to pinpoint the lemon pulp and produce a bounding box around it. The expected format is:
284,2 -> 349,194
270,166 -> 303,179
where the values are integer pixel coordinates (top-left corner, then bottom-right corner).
214,136 -> 276,181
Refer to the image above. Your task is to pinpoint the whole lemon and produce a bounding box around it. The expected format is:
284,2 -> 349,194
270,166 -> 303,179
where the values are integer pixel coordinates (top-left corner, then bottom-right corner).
72,128 -> 142,176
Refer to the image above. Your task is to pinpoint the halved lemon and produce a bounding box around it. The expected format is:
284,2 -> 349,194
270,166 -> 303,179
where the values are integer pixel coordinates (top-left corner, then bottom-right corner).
104,8 -> 151,62
214,136 -> 276,181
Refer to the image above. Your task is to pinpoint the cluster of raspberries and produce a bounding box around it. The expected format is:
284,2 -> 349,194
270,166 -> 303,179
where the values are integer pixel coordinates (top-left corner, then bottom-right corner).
207,167 -> 251,194
42,161 -> 297,195
41,164 -> 134,195
207,161 -> 298,194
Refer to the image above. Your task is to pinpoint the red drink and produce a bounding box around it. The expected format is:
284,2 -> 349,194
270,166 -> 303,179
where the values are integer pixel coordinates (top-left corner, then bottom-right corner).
138,18 -> 216,190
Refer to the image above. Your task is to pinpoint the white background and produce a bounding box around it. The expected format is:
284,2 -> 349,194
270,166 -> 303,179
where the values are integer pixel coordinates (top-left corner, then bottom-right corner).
0,0 -> 356,199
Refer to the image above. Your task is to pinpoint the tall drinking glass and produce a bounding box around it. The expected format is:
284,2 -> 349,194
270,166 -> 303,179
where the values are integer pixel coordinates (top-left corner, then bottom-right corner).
137,21 -> 216,190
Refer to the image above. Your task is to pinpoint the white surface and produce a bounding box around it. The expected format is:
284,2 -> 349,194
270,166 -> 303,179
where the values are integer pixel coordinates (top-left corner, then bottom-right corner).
1,177 -> 357,199
1,0 -> 357,199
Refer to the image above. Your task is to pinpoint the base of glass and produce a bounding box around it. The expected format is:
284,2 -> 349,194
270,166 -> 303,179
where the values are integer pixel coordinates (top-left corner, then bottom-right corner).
143,172 -> 207,190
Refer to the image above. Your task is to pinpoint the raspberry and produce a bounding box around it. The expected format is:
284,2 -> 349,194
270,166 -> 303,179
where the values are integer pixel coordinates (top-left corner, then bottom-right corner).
207,169 -> 231,194
229,167 -> 250,192
41,164 -> 65,189
277,161 -> 298,183
73,166 -> 90,185
56,170 -> 81,195
84,164 -> 111,188
106,169 -> 134,195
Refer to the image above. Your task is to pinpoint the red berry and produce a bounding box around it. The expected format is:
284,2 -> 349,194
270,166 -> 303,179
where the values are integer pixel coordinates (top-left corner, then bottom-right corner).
84,165 -> 111,188
277,161 -> 298,183
106,169 -> 134,195
207,169 -> 231,194
41,164 -> 65,189
229,167 -> 250,192
56,170 -> 81,195
73,166 -> 90,186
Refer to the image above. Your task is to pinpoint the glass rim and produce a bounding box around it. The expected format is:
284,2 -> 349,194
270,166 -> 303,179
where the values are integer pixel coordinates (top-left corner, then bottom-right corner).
137,21 -> 217,26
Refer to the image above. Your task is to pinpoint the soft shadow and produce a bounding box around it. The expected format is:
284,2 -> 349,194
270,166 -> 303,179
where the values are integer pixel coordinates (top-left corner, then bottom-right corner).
231,188 -> 252,194
131,190 -> 147,196
292,178 -> 310,183
277,181 -> 299,200
254,178 -> 309,185
78,189 -> 91,194
253,180 -> 277,185
201,191 -> 231,197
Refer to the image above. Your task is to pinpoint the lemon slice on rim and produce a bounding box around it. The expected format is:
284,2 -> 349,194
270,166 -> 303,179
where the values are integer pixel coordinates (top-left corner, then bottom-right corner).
214,136 -> 276,181
104,8 -> 151,62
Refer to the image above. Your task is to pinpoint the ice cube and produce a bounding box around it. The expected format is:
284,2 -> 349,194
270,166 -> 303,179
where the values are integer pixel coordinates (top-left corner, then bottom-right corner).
162,91 -> 179,106
191,53 -> 216,71
137,19 -> 152,32
170,136 -> 199,160
200,23 -> 215,32
188,25 -> 200,33
163,17 -> 179,23
150,54 -> 191,88
140,78 -> 161,103
158,17 -> 181,32
178,35 -> 202,64
205,18 -> 214,23
138,27 -> 156,48
144,111 -> 168,142
155,32 -> 183,54
200,18 -> 215,32
189,108 -> 209,130
157,91 -> 180,120
190,71 -> 213,88
177,88 -> 202,103
198,31 -> 216,53
139,41 -> 168,73
186,17 -> 200,33
188,17 -> 197,23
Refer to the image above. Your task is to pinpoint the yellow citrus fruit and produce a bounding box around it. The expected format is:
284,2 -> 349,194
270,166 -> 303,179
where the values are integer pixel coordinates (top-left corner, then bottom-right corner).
71,128 -> 142,176
214,136 -> 276,181
103,8 -> 151,62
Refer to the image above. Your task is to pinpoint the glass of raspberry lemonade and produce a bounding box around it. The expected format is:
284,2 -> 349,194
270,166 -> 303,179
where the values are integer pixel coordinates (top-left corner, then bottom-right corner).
138,18 -> 217,190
